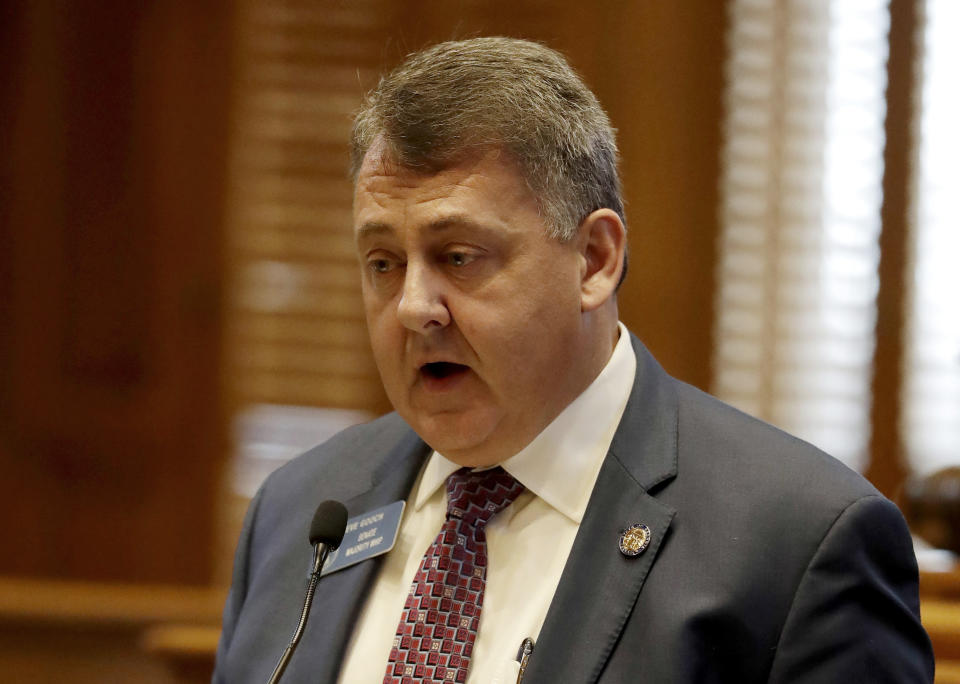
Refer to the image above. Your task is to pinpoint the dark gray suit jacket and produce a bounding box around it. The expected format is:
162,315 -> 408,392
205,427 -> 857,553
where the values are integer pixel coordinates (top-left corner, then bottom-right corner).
214,336 -> 934,682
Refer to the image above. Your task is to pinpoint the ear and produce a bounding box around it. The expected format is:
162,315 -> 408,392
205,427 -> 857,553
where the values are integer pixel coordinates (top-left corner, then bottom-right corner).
577,208 -> 626,312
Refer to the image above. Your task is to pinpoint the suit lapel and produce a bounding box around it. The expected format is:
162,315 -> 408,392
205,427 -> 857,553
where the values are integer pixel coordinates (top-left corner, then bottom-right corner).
293,429 -> 430,683
523,336 -> 679,684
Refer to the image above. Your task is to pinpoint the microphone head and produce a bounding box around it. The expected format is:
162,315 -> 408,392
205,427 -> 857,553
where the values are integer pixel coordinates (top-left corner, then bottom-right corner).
309,500 -> 348,548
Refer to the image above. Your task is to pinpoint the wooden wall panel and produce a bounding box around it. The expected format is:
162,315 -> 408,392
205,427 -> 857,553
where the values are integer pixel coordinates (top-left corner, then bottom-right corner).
0,0 -> 232,584
866,0 -> 920,497
601,4 -> 727,392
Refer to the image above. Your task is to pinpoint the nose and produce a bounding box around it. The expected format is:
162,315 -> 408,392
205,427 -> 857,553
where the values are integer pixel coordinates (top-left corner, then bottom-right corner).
396,261 -> 451,333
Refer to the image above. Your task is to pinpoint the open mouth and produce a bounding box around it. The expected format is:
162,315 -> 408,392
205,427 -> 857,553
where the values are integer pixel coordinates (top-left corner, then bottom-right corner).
421,361 -> 470,380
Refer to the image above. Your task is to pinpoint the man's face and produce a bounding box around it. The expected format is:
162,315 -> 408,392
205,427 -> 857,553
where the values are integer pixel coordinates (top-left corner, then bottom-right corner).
353,149 -> 591,466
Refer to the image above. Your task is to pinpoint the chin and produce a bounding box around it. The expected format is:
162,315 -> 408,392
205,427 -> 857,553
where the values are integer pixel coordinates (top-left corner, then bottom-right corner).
408,410 -> 504,466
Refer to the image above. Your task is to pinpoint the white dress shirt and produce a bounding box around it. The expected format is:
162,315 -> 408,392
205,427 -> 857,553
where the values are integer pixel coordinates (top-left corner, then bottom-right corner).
338,323 -> 636,683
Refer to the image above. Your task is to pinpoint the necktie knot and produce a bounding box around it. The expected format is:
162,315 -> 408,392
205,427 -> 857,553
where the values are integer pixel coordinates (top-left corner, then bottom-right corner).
445,467 -> 525,529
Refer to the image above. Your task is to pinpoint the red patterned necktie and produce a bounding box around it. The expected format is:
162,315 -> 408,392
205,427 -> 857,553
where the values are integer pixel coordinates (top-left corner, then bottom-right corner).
384,466 -> 525,684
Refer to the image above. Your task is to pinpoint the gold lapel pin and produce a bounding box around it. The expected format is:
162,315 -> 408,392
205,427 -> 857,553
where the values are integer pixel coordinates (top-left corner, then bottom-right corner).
619,523 -> 651,557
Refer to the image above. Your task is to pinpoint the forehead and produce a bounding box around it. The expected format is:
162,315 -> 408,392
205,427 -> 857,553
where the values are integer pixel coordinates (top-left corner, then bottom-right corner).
352,147 -> 544,236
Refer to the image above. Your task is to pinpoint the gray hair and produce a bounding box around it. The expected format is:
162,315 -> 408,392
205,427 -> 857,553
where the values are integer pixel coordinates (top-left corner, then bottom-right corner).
350,37 -> 625,242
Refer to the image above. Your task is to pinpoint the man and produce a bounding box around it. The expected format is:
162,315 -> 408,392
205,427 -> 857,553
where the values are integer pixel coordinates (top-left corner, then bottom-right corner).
214,37 -> 934,683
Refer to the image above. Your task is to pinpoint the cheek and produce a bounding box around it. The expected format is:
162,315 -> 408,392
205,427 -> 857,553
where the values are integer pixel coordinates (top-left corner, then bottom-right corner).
363,281 -> 396,325
462,300 -> 564,372
364,301 -> 401,362
502,292 -> 581,367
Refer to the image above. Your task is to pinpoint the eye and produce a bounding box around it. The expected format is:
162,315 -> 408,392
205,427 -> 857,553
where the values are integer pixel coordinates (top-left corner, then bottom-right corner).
367,255 -> 399,274
443,251 -> 476,267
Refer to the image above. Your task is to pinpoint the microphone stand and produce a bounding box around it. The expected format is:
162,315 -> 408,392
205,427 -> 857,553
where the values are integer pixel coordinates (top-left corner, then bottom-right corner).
266,541 -> 334,684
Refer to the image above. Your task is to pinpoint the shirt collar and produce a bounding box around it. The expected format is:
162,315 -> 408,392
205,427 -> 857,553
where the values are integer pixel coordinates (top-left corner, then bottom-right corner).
415,322 -> 636,523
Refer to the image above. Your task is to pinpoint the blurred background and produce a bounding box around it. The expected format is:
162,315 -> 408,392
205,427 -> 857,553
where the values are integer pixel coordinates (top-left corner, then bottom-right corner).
1,0 -> 958,681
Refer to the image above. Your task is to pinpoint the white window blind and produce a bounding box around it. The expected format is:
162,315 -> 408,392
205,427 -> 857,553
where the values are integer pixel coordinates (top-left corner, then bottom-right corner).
902,0 -> 960,476
217,2 -> 396,553
224,0 -> 394,412
714,0 -> 890,470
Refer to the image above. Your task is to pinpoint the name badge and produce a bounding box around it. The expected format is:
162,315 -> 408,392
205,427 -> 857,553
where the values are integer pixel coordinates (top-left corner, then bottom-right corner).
321,500 -> 405,576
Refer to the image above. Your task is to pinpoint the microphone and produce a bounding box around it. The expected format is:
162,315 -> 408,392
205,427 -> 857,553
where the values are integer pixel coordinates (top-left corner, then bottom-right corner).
266,500 -> 348,684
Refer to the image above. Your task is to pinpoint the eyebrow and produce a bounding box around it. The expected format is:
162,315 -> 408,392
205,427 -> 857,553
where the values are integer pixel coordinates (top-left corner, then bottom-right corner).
355,221 -> 394,241
355,214 -> 497,241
